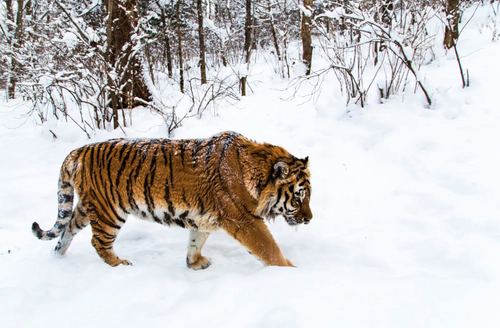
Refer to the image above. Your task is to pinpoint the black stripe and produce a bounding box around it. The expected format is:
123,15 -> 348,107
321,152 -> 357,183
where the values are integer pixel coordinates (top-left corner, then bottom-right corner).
106,144 -> 115,206
115,142 -> 137,213
186,219 -> 198,229
144,170 -> 161,224
125,145 -> 140,212
160,139 -> 169,167
99,142 -> 108,172
101,143 -> 113,205
192,139 -> 202,161
92,226 -> 116,239
164,144 -> 175,215
59,182 -> 72,189
88,144 -> 106,206
173,218 -> 186,229
169,145 -> 174,187
58,193 -> 74,204
283,189 -> 290,205
88,144 -> 95,181
149,146 -> 158,187
93,234 -> 114,247
198,197 -> 205,215
127,179 -> 139,212
115,141 -> 137,186
97,216 -> 122,230
205,136 -> 216,165
133,142 -> 151,181
163,212 -> 173,225
75,220 -> 86,230
273,187 -> 283,208
220,133 -> 237,162
105,140 -> 122,205
54,221 -> 67,230
76,145 -> 91,192
118,139 -> 129,162
88,189 -> 124,229
77,205 -> 86,217
58,209 -> 72,218
180,211 -> 189,220
179,140 -> 187,165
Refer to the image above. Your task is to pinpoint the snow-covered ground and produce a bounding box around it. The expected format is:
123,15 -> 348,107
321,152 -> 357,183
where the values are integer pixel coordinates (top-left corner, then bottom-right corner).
1,4 -> 500,327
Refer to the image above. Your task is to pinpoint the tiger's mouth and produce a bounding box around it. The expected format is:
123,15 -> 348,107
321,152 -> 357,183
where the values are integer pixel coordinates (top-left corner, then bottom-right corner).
284,215 -> 310,226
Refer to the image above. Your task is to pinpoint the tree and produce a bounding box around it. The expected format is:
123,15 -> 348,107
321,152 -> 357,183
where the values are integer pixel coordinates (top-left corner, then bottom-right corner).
301,0 -> 313,75
175,0 -> 184,93
197,0 -> 207,84
240,0 -> 252,96
444,0 -> 461,49
105,0 -> 151,128
6,0 -> 24,99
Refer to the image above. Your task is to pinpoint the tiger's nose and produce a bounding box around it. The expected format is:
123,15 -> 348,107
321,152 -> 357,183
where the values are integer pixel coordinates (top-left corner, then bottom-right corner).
303,212 -> 312,224
301,206 -> 312,224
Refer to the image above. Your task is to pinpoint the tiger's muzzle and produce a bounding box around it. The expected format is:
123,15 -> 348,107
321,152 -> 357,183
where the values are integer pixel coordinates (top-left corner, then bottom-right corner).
285,198 -> 313,226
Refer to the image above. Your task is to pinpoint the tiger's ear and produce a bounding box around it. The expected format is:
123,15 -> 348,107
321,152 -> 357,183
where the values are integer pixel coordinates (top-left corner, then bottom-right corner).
273,161 -> 289,180
301,156 -> 309,167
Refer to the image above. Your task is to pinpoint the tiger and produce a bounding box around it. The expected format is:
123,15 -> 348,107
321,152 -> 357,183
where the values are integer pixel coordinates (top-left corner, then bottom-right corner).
32,131 -> 312,269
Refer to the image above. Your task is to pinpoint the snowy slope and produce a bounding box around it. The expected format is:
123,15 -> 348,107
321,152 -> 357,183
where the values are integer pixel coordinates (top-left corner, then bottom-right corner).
1,4 -> 500,328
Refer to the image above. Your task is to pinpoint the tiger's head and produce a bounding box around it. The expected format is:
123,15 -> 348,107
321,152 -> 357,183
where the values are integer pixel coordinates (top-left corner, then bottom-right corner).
257,157 -> 312,226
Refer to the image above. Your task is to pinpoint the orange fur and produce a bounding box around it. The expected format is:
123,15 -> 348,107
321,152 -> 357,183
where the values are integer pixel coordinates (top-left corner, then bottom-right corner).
32,132 -> 312,268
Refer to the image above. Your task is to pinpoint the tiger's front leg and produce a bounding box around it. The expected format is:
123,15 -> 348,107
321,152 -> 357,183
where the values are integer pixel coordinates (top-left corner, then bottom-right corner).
222,218 -> 295,267
186,230 -> 211,270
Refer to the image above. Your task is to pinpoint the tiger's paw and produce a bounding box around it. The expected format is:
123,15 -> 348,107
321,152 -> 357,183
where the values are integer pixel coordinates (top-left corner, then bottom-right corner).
187,256 -> 211,270
108,258 -> 133,267
120,259 -> 133,266
285,259 -> 296,267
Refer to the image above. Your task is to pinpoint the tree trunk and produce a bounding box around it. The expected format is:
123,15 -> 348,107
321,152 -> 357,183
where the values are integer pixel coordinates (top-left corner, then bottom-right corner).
444,0 -> 460,49
105,0 -> 151,128
7,0 -> 24,99
197,0 -> 207,84
301,0 -> 313,75
166,35 -> 173,78
241,0 -> 252,96
176,0 -> 184,93
243,0 -> 252,63
268,0 -> 282,61
159,6 -> 173,78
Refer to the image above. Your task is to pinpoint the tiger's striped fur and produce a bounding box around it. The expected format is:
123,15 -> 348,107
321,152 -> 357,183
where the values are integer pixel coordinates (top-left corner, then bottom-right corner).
32,131 -> 312,269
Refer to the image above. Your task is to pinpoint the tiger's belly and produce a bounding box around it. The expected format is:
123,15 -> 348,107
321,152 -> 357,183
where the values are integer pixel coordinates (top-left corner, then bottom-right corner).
127,204 -> 221,232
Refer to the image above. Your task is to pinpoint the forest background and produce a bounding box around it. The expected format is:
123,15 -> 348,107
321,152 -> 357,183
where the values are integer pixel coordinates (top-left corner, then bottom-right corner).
1,0 -> 484,135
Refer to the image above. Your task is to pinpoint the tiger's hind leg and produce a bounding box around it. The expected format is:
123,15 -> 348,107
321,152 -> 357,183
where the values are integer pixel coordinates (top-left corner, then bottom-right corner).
54,201 -> 89,255
84,202 -> 131,267
186,230 -> 211,270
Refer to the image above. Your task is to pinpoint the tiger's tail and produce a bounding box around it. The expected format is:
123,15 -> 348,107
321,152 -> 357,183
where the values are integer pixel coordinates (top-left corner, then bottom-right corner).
32,159 -> 75,241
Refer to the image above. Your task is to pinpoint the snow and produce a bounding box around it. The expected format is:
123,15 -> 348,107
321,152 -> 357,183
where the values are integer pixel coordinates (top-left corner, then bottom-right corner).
298,5 -> 312,18
1,4 -> 500,328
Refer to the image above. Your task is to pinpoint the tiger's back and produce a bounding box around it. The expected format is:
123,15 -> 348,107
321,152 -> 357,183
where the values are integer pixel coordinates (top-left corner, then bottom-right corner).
70,135 -> 232,231
32,131 -> 312,269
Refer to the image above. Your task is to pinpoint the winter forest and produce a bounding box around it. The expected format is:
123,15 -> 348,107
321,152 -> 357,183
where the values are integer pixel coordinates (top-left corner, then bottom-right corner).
2,1 -> 500,327
1,0 -> 489,135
